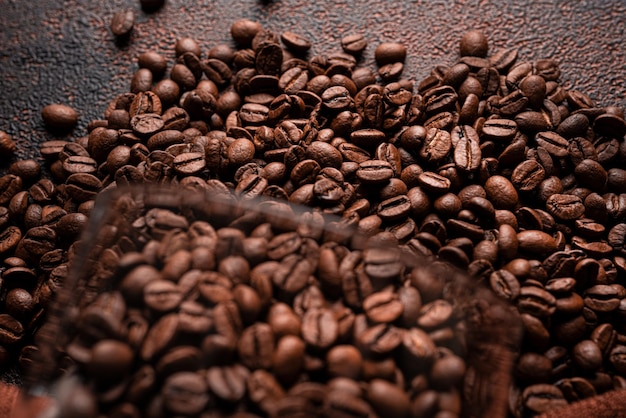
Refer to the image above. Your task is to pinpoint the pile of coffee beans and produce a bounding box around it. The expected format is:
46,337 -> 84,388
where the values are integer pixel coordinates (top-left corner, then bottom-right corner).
0,16 -> 623,418
40,187 -> 514,418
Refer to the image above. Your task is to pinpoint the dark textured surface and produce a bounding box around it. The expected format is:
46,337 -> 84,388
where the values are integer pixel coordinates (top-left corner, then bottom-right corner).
0,0 -> 624,165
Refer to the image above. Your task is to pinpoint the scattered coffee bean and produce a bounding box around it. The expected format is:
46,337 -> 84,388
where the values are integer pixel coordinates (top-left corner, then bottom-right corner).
41,104 -> 78,131
110,9 -> 135,37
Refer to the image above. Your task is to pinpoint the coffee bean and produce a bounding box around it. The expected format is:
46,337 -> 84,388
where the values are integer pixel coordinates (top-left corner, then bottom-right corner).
130,91 -> 162,116
279,31 -> 311,54
374,42 -> 407,65
584,285 -> 621,312
417,299 -> 453,329
130,113 -> 164,136
162,372 -> 209,415
520,75 -> 547,108
359,323 -> 402,355
511,159 -> 545,192
0,226 -> 22,255
138,51 -> 168,77
205,364 -> 248,403
459,30 -> 488,58
484,175 -> 519,209
301,308 -> 338,350
41,103 -> 79,131
87,339 -> 134,382
110,9 -> 134,37
609,345 -> 626,375
517,286 -> 557,318
362,289 -> 404,323
489,269 -> 520,301
419,128 -> 451,164
535,131 -> 569,158
521,384 -> 568,416
0,130 -> 16,157
366,379 -> 411,418
481,118 -> 518,142
452,125 -> 481,171
546,194 -> 585,221
0,314 -> 24,345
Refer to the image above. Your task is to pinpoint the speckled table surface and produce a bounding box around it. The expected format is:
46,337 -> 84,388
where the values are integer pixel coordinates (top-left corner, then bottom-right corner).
1,0 -> 624,163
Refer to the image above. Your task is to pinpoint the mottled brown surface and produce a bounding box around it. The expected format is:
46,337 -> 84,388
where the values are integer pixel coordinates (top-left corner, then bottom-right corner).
0,0 -> 624,164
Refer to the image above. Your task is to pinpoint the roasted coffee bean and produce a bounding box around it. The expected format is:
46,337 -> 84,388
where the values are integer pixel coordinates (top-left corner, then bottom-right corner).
452,125 -> 481,171
0,226 -> 22,255
206,364 -> 248,403
130,91 -> 162,116
511,159 -> 545,192
489,269 -> 520,301
521,384 -> 568,416
322,86 -> 352,111
362,289 -> 404,323
546,194 -> 585,221
359,323 -> 402,355
374,42 -> 407,65
138,51 -> 168,77
481,118 -> 518,142
130,113 -> 164,136
110,9 -> 135,37
0,314 -> 24,345
459,30 -> 488,57
584,285 -> 621,312
341,34 -> 368,55
41,103 -> 79,130
301,308 -> 338,349
484,175 -> 519,209
162,372 -> 209,415
0,130 -> 16,157
238,323 -> 275,369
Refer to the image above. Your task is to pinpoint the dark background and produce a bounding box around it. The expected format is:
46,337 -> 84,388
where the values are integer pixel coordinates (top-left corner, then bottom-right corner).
0,0 -> 624,165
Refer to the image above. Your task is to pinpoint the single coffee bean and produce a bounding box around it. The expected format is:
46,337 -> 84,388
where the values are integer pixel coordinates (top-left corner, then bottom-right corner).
459,30 -> 488,57
0,314 -> 24,345
521,384 -> 568,415
511,159 -> 545,192
138,51 -> 168,77
489,269 -> 521,301
238,323 -> 275,370
86,339 -> 134,382
517,286 -> 557,318
546,194 -> 585,221
334,34 -> 366,58
485,175 -> 519,209
452,125 -> 481,172
301,308 -> 338,350
110,9 -> 135,37
280,31 -> 312,54
481,118 -> 518,142
162,372 -> 209,415
366,379 -> 411,418
363,289 -> 404,323
42,103 -> 79,130
374,42 -> 407,65
584,285 -> 621,312
0,130 -> 16,157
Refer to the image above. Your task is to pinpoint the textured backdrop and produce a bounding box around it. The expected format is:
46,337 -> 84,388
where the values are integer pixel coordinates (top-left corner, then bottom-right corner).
0,0 -> 624,164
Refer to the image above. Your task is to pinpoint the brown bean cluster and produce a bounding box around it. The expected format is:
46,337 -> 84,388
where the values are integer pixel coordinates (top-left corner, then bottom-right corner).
0,16 -> 624,418
41,189 -> 513,418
